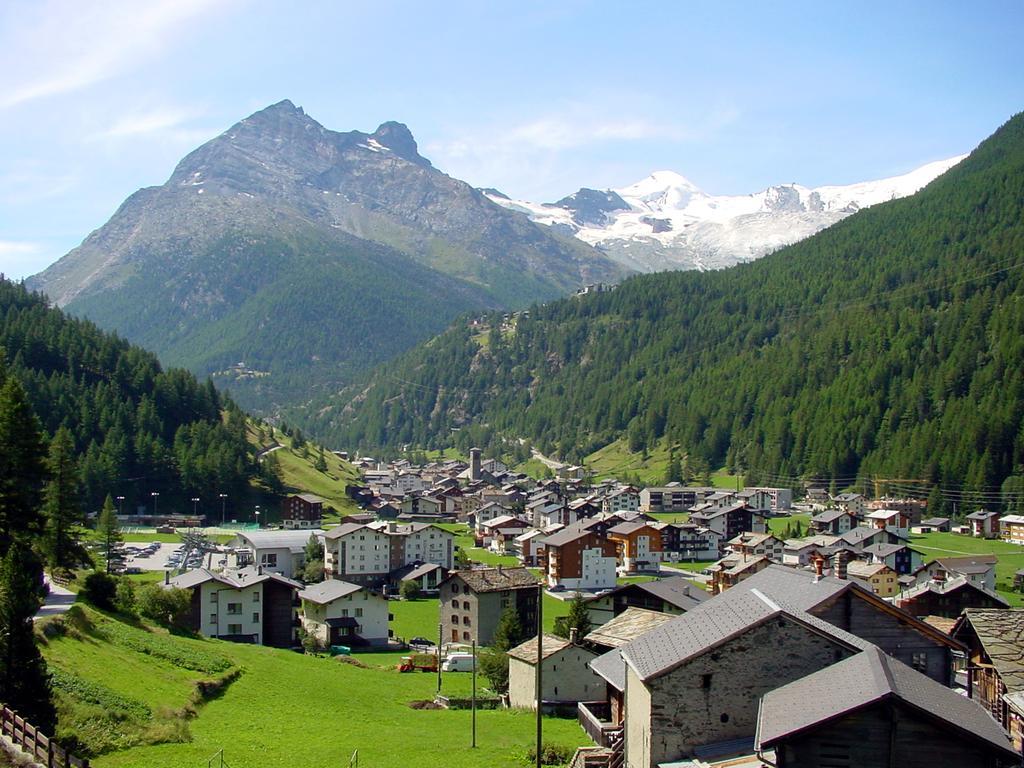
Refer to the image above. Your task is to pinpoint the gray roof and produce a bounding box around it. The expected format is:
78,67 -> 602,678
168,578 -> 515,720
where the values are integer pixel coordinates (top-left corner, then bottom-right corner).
235,529 -> 325,551
323,522 -> 366,540
966,509 -> 1000,520
298,579 -> 364,604
294,493 -> 325,504
541,523 -> 596,547
837,526 -> 882,546
633,576 -> 710,610
590,649 -> 627,691
920,517 -> 950,527
169,566 -> 301,591
756,646 -> 1016,758
607,521 -> 656,536
811,509 -> 852,523
619,586 -> 868,682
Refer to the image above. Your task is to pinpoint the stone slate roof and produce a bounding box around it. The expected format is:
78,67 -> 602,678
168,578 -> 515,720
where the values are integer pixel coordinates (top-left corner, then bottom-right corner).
755,646 -> 1016,758
897,575 -> 1009,608
508,633 -> 591,664
584,607 -> 674,649
294,493 -> 325,504
450,567 -> 539,593
954,609 -> 1024,692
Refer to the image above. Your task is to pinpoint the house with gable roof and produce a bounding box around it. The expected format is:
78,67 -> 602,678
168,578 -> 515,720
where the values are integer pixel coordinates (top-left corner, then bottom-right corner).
755,647 -> 1019,767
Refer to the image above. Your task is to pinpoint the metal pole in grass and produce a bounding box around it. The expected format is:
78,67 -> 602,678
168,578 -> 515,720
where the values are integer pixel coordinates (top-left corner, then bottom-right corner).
535,582 -> 543,768
437,621 -> 443,695
472,639 -> 477,748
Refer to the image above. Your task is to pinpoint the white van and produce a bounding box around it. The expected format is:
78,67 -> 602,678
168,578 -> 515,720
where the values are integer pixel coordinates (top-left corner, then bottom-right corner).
441,652 -> 476,672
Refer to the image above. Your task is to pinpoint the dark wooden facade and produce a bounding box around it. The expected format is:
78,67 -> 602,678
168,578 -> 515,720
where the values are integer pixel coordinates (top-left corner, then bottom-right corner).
771,699 -> 1018,768
262,578 -> 299,649
810,589 -> 957,685
897,581 -> 1008,619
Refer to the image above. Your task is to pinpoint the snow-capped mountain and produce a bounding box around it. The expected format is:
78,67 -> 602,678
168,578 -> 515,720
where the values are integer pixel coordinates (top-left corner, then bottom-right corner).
484,156 -> 966,273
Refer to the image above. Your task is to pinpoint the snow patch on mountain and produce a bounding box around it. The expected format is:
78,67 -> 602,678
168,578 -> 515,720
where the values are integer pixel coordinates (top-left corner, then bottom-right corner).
484,155 -> 966,272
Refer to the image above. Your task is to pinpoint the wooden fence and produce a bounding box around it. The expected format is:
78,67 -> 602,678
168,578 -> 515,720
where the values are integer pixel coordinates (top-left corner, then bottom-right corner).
0,705 -> 89,767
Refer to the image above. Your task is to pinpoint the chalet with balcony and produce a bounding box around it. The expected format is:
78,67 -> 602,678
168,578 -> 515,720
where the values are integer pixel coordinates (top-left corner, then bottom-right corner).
542,524 -> 618,591
298,580 -> 390,647
281,493 -> 325,529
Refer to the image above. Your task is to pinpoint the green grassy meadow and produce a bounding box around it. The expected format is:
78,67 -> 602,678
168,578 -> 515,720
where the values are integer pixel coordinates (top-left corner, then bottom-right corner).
584,439 -> 743,489
247,423 -> 362,521
39,606 -> 588,768
907,531 -> 1024,606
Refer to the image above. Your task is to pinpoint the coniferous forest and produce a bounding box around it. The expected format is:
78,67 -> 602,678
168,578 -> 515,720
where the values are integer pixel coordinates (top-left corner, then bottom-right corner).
305,112 -> 1024,510
0,278 -> 255,516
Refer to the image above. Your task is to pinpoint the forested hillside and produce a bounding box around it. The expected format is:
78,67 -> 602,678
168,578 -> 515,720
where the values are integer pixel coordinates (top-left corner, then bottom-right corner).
0,279 -> 254,513
306,112 -> 1024,509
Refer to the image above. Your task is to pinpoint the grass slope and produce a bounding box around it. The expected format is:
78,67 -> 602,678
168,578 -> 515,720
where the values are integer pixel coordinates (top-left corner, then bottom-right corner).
41,607 -> 588,768
585,440 -> 742,488
908,531 -> 1024,606
247,422 -> 362,521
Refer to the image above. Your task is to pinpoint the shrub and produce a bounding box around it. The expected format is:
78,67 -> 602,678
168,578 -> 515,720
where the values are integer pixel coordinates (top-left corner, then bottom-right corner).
80,571 -> 118,610
400,580 -> 421,600
137,584 -> 192,631
115,579 -> 137,616
526,742 -> 573,766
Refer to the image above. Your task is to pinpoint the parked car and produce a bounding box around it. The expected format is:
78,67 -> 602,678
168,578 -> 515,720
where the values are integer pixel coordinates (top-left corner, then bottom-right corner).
408,637 -> 435,651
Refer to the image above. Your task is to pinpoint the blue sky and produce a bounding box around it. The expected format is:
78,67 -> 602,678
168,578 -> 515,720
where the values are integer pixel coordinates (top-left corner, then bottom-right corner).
2,0 -> 1022,279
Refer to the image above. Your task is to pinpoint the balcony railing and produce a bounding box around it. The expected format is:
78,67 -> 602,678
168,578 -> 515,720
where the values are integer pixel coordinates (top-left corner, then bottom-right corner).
577,701 -> 621,748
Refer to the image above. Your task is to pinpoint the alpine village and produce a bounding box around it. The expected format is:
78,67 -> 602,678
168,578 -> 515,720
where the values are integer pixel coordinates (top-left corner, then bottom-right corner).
3,9 -> 1024,768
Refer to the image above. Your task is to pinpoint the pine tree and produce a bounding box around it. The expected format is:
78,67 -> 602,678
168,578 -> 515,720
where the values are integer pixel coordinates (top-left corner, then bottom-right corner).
97,494 -> 124,573
562,592 -> 592,639
479,605 -> 525,693
314,446 -> 327,472
665,449 -> 683,485
0,374 -> 47,555
41,426 -> 89,571
0,541 -> 55,731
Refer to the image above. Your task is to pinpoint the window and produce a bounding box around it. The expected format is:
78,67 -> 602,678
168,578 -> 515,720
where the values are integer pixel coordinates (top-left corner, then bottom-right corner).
355,608 -> 363,618
342,609 -> 349,617
463,631 -> 470,641
701,674 -> 712,689
210,592 -> 218,603
209,614 -> 217,624
260,553 -> 277,567
911,652 -> 928,672
451,599 -> 458,608
463,601 -> 470,610
252,612 -> 260,623
227,624 -> 242,635
253,592 -> 260,602
227,603 -> 242,615
451,615 -> 458,625
452,584 -> 460,595
463,616 -> 470,625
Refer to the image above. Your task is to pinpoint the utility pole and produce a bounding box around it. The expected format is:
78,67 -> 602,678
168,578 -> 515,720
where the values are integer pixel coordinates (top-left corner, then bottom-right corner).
535,582 -> 543,768
437,621 -> 443,695
471,639 -> 477,748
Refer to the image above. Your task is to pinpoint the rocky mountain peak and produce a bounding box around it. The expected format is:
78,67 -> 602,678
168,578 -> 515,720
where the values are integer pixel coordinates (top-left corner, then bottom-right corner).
372,121 -> 430,167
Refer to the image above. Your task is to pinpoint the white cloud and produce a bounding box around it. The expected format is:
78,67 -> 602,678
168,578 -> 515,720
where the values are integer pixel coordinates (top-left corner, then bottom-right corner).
87,107 -> 216,145
0,0 -> 235,109
0,241 -> 41,256
425,102 -> 740,200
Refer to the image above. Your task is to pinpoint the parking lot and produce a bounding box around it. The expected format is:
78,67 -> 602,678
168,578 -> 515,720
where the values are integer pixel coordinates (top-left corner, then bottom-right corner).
120,538 -> 225,573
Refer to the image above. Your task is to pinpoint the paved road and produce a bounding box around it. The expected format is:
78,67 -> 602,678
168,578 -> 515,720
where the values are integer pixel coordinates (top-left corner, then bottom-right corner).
530,448 -> 566,471
35,577 -> 76,621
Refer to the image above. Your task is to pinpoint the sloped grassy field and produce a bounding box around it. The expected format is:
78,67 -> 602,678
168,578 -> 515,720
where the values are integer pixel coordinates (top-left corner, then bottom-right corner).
39,607 -> 587,768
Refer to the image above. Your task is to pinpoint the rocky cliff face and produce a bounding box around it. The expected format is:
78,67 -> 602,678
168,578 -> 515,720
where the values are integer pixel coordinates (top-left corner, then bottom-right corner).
27,101 -> 626,411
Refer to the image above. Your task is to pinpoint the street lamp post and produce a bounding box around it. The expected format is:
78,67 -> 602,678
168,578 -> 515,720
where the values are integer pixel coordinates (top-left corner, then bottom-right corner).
116,495 -> 125,516
151,491 -> 160,517
191,497 -> 200,517
219,493 -> 228,525
255,505 -> 261,528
